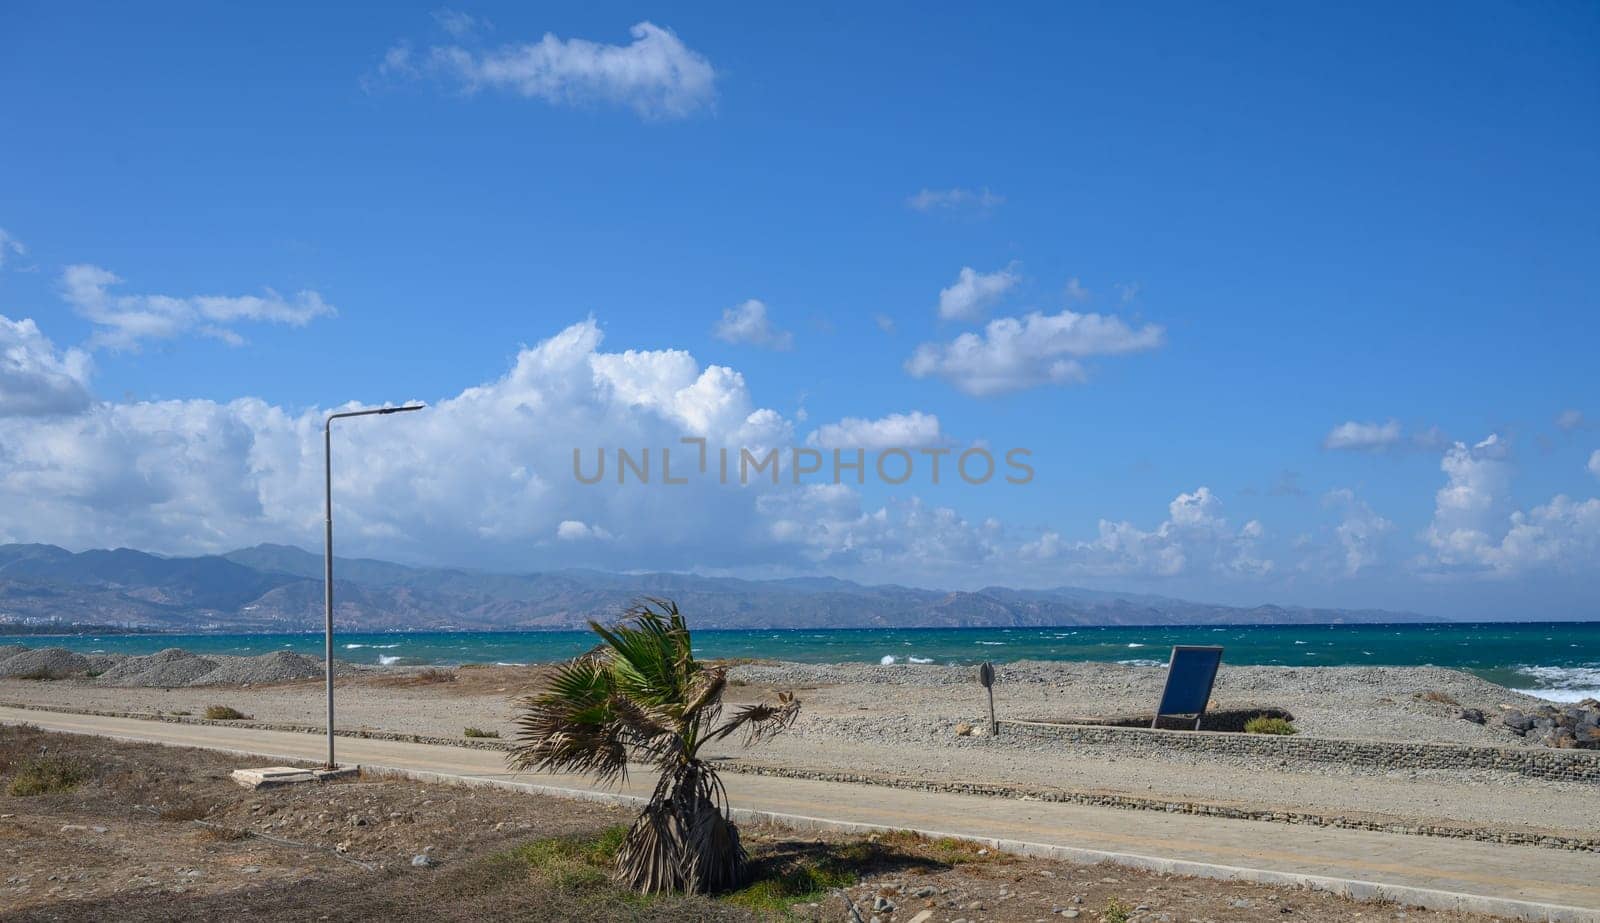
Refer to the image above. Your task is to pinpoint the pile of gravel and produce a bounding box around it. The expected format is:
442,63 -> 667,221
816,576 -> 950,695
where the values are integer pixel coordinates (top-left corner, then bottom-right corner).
94,648 -> 220,687
0,646 -> 92,680
0,644 -> 29,661
191,651 -> 329,686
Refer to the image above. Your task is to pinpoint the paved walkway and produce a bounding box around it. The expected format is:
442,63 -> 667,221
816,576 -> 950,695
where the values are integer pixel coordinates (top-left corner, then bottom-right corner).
4,705 -> 1595,921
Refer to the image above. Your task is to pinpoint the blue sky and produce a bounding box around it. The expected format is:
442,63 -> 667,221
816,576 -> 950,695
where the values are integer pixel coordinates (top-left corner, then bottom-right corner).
1,2 -> 1597,619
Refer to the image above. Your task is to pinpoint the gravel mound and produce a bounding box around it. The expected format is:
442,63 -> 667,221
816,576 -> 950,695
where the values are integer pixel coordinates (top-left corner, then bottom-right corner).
84,653 -> 128,674
0,644 -> 30,662
0,646 -> 91,679
191,651 -> 329,686
94,648 -> 220,687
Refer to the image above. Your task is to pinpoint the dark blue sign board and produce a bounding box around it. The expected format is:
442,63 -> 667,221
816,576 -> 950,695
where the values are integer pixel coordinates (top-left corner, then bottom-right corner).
1152,645 -> 1224,729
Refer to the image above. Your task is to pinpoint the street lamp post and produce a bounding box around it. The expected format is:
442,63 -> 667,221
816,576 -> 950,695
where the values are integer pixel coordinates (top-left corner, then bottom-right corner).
323,404 -> 423,768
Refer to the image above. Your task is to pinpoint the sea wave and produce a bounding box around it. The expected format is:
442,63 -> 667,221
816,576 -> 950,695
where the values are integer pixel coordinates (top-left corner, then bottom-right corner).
1116,659 -> 1163,667
908,656 -> 934,664
1511,665 -> 1600,702
377,654 -> 402,666
880,655 -> 897,665
1126,643 -> 1145,648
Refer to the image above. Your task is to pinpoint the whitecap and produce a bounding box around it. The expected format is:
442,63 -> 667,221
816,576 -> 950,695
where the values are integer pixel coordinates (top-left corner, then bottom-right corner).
1126,643 -> 1145,648
975,641 -> 1006,646
495,662 -> 527,667
880,655 -> 897,665
377,654 -> 402,666
1117,659 -> 1163,667
1515,688 -> 1600,703
908,656 -> 934,664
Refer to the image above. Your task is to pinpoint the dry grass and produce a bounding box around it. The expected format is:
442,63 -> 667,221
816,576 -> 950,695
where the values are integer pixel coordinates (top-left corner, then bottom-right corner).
5,754 -> 91,796
463,727 -> 500,739
1416,690 -> 1461,706
203,705 -> 248,720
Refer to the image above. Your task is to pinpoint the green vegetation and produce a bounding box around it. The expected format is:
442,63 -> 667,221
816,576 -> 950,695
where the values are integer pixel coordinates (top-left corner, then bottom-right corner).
203,705 -> 247,720
6,755 -> 89,796
463,727 -> 500,739
1102,897 -> 1133,923
513,826 -> 632,894
1243,715 -> 1297,735
510,599 -> 800,895
722,858 -> 854,914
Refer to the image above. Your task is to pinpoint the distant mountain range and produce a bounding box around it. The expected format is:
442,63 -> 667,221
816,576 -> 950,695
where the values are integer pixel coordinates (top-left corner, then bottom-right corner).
0,542 -> 1437,633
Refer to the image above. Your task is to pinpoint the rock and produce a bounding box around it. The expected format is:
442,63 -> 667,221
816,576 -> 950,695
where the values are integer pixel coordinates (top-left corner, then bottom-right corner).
954,722 -> 974,736
1457,707 -> 1485,724
411,854 -> 434,867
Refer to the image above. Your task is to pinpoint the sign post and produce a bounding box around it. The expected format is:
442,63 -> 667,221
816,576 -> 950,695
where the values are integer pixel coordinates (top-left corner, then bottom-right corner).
978,661 -> 997,737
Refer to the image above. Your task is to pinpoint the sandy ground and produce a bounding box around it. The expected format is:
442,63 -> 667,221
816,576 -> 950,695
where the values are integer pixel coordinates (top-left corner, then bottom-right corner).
1,726 -> 1505,923
2,660 -> 1595,843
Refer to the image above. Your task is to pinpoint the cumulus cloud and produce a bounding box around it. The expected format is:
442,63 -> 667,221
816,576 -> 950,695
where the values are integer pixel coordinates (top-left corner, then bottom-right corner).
0,315 -> 94,418
905,187 -> 1004,213
712,299 -> 792,350
1323,488 -> 1393,575
1557,409 -> 1586,432
399,21 -> 715,120
1589,449 -> 1600,480
1415,434 -> 1600,578
807,412 -> 943,450
60,264 -> 334,350
1020,487 -> 1270,579
0,228 -> 26,270
937,264 -> 1019,322
906,309 -> 1164,396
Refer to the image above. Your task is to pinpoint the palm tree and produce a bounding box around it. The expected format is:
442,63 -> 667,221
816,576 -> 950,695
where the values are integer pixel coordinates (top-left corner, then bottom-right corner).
509,598 -> 800,894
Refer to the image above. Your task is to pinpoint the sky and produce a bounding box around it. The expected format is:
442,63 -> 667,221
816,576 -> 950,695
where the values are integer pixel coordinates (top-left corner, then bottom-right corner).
1,2 -> 1597,620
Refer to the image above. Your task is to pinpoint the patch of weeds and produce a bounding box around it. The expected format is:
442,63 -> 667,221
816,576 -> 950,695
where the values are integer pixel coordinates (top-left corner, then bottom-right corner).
511,825 -> 630,894
6,755 -> 90,796
723,858 -> 855,914
462,727 -> 500,739
1243,715 -> 1296,735
416,668 -> 457,684
171,710 -> 192,716
1415,690 -> 1460,706
1102,897 -> 1133,923
15,668 -> 58,681
204,705 -> 248,720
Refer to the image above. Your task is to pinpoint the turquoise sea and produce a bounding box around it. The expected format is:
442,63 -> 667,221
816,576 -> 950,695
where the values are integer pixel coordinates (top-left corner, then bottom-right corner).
4,622 -> 1597,702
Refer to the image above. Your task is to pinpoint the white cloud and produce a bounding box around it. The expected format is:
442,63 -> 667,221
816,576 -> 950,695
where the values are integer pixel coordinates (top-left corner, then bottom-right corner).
0,228 -> 26,270
1322,420 -> 1402,451
1020,487 -> 1271,579
433,8 -> 490,39
906,309 -> 1164,396
60,264 -> 334,351
712,299 -> 792,350
808,412 -> 942,450
1323,488 -> 1392,576
1557,409 -> 1586,431
905,187 -> 1004,213
1063,277 -> 1090,303
937,264 -> 1018,321
415,21 -> 715,119
1589,449 -> 1600,480
556,520 -> 612,541
873,313 -> 896,335
1416,434 -> 1600,577
0,315 -> 94,418
1322,419 -> 1444,452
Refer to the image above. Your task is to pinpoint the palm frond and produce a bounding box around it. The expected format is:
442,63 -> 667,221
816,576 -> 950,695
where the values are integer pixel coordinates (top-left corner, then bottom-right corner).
706,691 -> 800,747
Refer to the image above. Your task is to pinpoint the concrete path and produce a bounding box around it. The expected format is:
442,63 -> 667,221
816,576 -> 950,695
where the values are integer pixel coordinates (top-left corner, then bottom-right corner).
4,705 -> 1595,922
